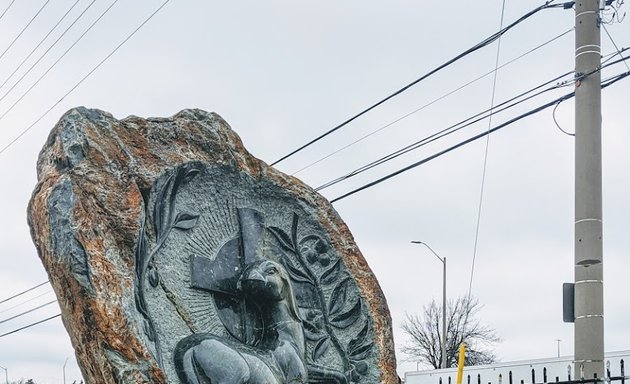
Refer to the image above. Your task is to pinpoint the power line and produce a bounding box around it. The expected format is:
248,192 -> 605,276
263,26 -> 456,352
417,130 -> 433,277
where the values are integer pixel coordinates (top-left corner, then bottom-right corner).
0,300 -> 57,325
0,0 -> 99,102
0,281 -> 49,305
0,0 -> 52,64
0,313 -> 61,339
0,289 -> 54,314
0,0 -> 16,23
291,27 -> 574,176
270,0 -> 568,166
603,24 -> 630,71
0,0 -> 83,93
329,69 -> 630,203
468,0 -> 508,314
602,46 -> 630,65
0,0 -> 113,116
316,51 -> 630,193
329,92 -> 565,203
552,98 -> 575,136
0,0 -> 172,157
315,69 -> 575,191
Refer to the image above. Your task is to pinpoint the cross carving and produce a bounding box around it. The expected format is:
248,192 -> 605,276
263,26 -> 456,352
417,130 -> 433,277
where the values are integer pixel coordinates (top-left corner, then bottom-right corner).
189,207 -> 265,296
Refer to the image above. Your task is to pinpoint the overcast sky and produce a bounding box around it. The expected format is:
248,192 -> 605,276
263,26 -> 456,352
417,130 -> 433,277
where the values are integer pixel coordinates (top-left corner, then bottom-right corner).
0,1 -> 629,383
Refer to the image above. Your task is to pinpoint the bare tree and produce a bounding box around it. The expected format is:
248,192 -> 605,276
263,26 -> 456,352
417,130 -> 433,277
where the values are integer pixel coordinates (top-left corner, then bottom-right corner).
401,296 -> 500,369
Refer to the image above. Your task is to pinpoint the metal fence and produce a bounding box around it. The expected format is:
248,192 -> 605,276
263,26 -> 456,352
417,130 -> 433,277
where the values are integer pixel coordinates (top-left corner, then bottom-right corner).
437,360 -> 626,384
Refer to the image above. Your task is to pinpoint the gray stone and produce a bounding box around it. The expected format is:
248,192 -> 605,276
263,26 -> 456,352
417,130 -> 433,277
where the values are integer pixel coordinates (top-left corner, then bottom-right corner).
28,107 -> 399,384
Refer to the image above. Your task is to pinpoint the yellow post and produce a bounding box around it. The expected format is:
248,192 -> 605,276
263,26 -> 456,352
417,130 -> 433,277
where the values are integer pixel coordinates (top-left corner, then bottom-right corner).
456,343 -> 467,384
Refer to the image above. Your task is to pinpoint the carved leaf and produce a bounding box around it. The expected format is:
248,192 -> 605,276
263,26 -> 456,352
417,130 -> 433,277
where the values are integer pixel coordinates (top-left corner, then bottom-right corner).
302,317 -> 321,333
330,298 -> 361,329
350,342 -> 374,361
173,212 -> 199,230
304,328 -> 322,342
299,234 -> 321,245
153,174 -> 174,240
291,213 -> 299,248
328,278 -> 350,316
280,256 -> 314,285
148,267 -> 159,288
347,320 -> 370,354
312,336 -> 331,361
168,168 -> 187,222
320,258 -> 342,285
144,319 -> 155,341
268,226 -> 296,253
184,167 -> 200,183
134,222 -> 149,313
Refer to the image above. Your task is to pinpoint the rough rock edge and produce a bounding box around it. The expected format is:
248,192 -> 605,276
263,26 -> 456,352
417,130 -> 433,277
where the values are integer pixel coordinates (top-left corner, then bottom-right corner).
28,107 -> 399,384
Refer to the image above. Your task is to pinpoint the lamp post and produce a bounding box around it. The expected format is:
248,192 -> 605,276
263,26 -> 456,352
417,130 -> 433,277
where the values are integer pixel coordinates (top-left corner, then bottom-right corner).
63,357 -> 69,384
411,240 -> 447,369
556,339 -> 562,358
0,364 -> 8,384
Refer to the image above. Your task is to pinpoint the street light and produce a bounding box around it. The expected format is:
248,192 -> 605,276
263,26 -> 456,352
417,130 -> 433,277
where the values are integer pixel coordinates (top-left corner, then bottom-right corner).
411,240 -> 447,369
63,357 -> 69,384
556,339 -> 562,358
0,364 -> 8,384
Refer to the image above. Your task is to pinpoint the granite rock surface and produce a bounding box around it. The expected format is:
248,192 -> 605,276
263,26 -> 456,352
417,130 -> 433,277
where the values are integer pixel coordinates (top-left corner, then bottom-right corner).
28,108 -> 399,384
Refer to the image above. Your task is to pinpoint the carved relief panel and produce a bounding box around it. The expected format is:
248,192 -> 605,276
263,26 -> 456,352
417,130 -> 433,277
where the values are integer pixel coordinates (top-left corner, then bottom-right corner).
134,163 -> 377,383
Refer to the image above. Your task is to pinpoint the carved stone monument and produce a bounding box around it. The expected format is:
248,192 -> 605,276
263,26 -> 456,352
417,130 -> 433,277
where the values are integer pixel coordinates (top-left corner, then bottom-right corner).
28,108 -> 398,383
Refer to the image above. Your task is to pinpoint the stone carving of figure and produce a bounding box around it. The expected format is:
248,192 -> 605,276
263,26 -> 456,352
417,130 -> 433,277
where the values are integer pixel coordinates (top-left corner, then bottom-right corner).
175,259 -> 346,384
172,206 -> 352,384
174,259 -> 307,383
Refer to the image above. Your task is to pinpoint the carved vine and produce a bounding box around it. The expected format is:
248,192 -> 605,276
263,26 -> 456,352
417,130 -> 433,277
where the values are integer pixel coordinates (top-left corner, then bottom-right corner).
134,164 -> 201,368
268,214 -> 373,382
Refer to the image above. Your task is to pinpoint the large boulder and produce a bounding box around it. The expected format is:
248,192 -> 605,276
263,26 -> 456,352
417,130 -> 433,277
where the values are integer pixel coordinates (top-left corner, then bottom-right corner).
28,108 -> 398,384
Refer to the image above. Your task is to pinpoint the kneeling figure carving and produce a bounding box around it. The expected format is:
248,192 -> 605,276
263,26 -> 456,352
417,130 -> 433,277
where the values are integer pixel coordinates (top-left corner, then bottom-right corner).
174,259 -> 347,384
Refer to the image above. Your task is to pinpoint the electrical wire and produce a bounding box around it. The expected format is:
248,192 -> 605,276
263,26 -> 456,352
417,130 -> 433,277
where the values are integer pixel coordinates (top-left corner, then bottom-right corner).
0,0 -> 52,64
0,0 -> 83,93
270,0 -> 567,167
329,70 -> 629,204
0,281 -> 49,305
0,0 -> 172,157
291,27 -> 574,176
0,0 -> 114,114
602,46 -> 630,65
315,69 -> 575,191
603,24 -> 630,71
330,95 -> 573,203
0,300 -> 57,325
0,289 -> 54,314
316,52 -> 629,193
467,0 -> 508,319
0,0 -> 99,102
0,0 -> 16,23
601,0 -> 626,24
0,313 -> 61,338
552,98 -> 575,136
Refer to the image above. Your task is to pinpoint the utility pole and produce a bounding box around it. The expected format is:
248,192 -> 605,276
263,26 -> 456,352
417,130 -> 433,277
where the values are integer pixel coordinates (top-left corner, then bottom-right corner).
574,0 -> 604,380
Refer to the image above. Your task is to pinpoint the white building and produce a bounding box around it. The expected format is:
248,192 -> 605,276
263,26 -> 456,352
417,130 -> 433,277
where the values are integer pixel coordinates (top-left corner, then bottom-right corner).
404,350 -> 629,384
